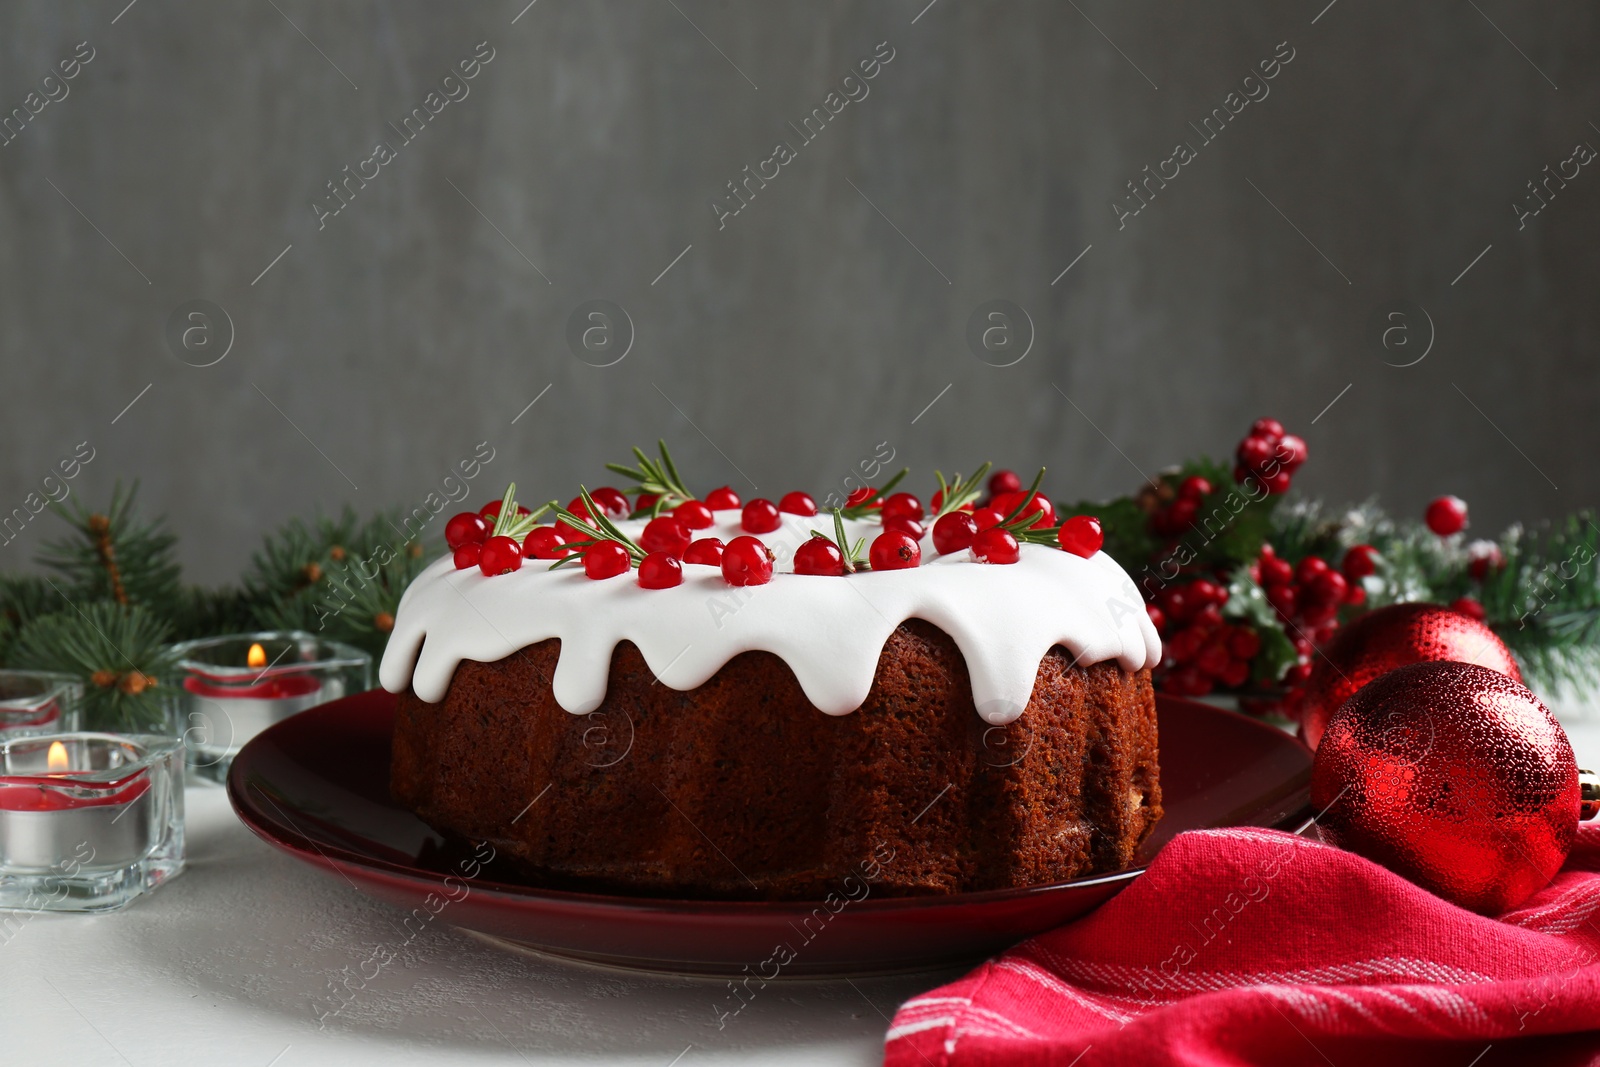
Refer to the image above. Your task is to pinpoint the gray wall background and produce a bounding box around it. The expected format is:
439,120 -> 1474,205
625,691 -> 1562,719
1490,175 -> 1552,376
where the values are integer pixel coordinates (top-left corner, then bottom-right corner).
1,1 -> 1595,583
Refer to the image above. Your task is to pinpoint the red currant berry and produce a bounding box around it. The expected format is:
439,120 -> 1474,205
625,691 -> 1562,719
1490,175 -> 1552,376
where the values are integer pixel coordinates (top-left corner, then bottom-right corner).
1221,659 -> 1251,688
478,535 -> 524,576
972,506 -> 1006,531
1425,495 -> 1468,536
641,516 -> 691,557
969,527 -> 1020,564
1236,435 -> 1276,470
1451,596 -> 1486,621
583,541 -> 631,580
1251,417 -> 1286,439
638,551 -> 684,589
1167,498 -> 1199,530
1188,578 -> 1227,606
1196,642 -> 1232,678
1265,583 -> 1297,618
637,492 -> 662,512
1467,542 -> 1505,581
1260,554 -> 1294,586
1157,585 -> 1190,622
741,498 -> 782,534
883,515 -> 924,540
1057,515 -> 1104,558
452,543 -> 482,570
1310,569 -> 1348,607
588,487 -> 630,520
682,537 -> 725,566
1341,544 -> 1379,580
987,469 -> 1022,498
445,511 -> 491,549
1345,583 -> 1367,607
870,531 -> 921,571
1294,556 -> 1330,585
1277,434 -> 1308,470
845,486 -> 879,509
1259,469 -> 1293,494
1283,662 -> 1313,686
1192,604 -> 1224,629
932,512 -> 979,554
673,500 -> 715,530
992,491 -> 1055,529
880,492 -> 924,524
523,526 -> 573,559
1229,628 -> 1261,660
1178,475 -> 1213,500
794,536 -> 846,576
705,486 -> 742,510
721,535 -> 774,586
1146,603 -> 1167,633
779,491 -> 818,516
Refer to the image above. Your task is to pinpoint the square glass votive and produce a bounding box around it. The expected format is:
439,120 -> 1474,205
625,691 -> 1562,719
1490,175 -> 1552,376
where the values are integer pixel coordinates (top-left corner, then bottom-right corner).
0,671 -> 85,741
0,733 -> 185,913
165,631 -> 371,784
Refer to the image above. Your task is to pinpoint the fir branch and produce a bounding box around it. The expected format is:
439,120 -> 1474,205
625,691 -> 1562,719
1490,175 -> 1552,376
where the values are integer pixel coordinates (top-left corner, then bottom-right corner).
9,602 -> 176,731
839,468 -> 908,519
37,481 -> 182,611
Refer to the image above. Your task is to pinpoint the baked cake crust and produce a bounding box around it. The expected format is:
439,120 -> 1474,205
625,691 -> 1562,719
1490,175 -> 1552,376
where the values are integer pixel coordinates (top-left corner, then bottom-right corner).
392,619 -> 1161,900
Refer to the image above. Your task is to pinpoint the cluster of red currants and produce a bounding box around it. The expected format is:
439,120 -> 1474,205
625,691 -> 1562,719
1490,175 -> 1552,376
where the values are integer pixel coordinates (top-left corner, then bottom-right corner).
1147,577 -> 1262,697
1146,475 -> 1215,539
1255,542 -> 1374,686
1234,418 -> 1307,495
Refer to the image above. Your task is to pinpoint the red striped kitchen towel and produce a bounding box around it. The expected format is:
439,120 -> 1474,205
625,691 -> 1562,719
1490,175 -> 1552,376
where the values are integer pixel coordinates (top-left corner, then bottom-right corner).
885,825 -> 1600,1067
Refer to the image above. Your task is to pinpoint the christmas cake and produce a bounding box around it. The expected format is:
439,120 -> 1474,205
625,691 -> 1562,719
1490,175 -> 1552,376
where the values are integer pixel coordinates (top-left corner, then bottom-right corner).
380,456 -> 1163,899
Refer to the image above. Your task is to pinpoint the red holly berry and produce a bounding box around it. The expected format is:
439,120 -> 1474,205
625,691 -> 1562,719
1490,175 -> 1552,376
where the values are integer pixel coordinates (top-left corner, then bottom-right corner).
879,513 -> 919,537
522,526 -> 573,560
1251,418 -> 1286,439
932,512 -> 979,554
1259,553 -> 1294,586
1294,556 -> 1331,585
1058,515 -> 1104,558
452,543 -> 482,570
1265,583 -> 1297,618
741,499 -> 782,534
589,487 -> 630,520
1283,662 -> 1313,686
673,500 -> 715,530
1166,497 -> 1199,530
446,511 -> 491,550
583,541 -> 631,580
970,527 -> 1020,564
1196,642 -> 1232,678
870,531 -> 921,570
845,486 -> 879,509
1221,659 -> 1251,688
638,551 -> 683,589
1425,495 -> 1468,536
1188,578 -> 1227,606
683,537 -> 725,566
1259,469 -> 1293,495
478,535 -> 524,576
1178,476 -> 1213,500
1344,584 -> 1367,607
1341,544 -> 1379,580
880,492 -> 924,524
1192,604 -> 1224,629
705,486 -> 741,510
794,536 -> 847,576
1467,541 -> 1506,581
1236,435 -> 1276,470
1451,596 -> 1487,621
1229,628 -> 1261,660
779,491 -> 818,516
1146,603 -> 1167,634
1308,569 -> 1348,608
640,516 -> 691,557
722,536 -> 775,586
987,469 -> 1022,498
1277,434 -> 1308,470
1157,585 -> 1190,623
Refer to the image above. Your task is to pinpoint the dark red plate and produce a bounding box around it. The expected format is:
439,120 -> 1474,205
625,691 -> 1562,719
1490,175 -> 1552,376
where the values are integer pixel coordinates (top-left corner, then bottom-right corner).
228,690 -> 1311,977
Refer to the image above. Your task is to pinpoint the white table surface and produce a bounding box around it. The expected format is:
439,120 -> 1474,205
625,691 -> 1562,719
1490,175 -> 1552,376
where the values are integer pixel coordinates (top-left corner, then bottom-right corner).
10,711 -> 1599,1066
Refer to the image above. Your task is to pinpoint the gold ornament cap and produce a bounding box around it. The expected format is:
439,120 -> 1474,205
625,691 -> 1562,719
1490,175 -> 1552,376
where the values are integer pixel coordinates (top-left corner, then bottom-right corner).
1581,768 -> 1600,821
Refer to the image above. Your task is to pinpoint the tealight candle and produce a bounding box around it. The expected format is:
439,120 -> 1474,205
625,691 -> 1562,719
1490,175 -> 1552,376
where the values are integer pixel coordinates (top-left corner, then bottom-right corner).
0,732 -> 184,913
0,671 -> 84,740
165,632 -> 370,783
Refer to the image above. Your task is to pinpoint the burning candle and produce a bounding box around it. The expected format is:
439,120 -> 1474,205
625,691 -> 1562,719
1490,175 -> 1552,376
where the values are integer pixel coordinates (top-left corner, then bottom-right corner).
0,732 -> 184,912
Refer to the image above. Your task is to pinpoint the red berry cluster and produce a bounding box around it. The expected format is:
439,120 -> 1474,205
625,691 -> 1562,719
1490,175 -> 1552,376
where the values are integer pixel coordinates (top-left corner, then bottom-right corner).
1234,418 -> 1307,495
1147,475 -> 1213,538
1425,494 -> 1468,536
1149,577 -> 1261,697
1254,543 -> 1371,685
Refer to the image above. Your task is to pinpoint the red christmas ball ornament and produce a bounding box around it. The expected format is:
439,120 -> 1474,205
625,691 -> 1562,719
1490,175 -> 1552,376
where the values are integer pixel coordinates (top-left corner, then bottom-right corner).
1299,602 -> 1521,749
1425,494 -> 1468,536
1312,661 -> 1581,914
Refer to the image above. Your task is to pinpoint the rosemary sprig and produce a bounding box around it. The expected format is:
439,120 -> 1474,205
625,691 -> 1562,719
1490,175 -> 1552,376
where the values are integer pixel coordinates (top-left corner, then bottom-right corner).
489,483 -> 550,542
933,463 -> 993,517
607,440 -> 695,515
808,508 -> 869,572
994,468 -> 1063,546
547,486 -> 646,569
839,468 -> 909,520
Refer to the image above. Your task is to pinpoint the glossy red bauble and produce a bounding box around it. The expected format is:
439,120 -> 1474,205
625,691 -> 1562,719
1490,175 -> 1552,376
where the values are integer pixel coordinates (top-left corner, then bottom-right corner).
705,487 -> 742,510
880,492 -> 924,524
1298,602 -> 1522,749
794,537 -> 847,576
1425,495 -> 1469,536
589,487 -> 631,521
522,526 -> 573,560
970,527 -> 1020,565
721,536 -> 774,586
445,511 -> 491,550
869,531 -> 921,571
478,536 -> 524,576
674,500 -> 715,530
637,552 -> 684,589
741,499 -> 782,534
452,543 -> 482,570
1057,515 -> 1104,558
932,512 -> 979,554
640,516 -> 691,557
682,537 -> 725,566
779,491 -> 818,516
1312,661 -> 1578,914
582,541 -> 631,580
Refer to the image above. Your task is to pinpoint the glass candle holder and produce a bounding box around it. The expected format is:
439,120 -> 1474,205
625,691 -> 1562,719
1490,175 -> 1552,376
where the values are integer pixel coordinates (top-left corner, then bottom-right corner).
165,631 -> 371,784
0,671 -> 84,740
0,733 -> 185,913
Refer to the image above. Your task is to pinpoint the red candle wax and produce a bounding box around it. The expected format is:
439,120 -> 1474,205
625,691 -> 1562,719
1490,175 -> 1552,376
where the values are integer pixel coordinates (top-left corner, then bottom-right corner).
0,776 -> 149,811
184,674 -> 322,701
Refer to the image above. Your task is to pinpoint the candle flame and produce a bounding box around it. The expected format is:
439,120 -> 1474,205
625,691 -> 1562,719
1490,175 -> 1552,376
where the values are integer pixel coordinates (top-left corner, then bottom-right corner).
47,740 -> 69,773
247,643 -> 268,669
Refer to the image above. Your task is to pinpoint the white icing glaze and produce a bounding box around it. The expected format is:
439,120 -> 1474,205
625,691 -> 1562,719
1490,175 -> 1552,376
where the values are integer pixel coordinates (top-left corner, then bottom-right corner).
379,512 -> 1161,725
